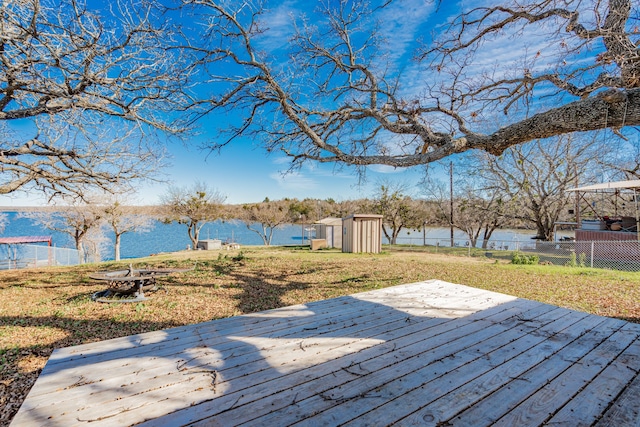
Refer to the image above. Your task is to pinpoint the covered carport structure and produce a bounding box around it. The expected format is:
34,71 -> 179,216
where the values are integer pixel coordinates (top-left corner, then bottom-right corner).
566,179 -> 640,240
0,236 -> 53,269
0,236 -> 52,246
564,180 -> 640,267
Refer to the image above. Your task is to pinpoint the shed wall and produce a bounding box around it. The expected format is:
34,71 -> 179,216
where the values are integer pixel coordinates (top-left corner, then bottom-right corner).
197,239 -> 222,250
342,215 -> 382,253
315,220 -> 343,249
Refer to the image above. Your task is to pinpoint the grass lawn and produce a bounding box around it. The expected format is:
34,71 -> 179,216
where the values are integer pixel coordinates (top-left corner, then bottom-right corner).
1,246 -> 639,425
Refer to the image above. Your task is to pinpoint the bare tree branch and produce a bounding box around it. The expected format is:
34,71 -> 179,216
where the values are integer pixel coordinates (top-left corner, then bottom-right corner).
182,0 -> 640,170
477,134 -> 600,240
1,0 -> 191,197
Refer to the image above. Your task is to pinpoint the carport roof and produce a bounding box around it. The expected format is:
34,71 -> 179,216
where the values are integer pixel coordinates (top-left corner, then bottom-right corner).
566,179 -> 640,192
0,236 -> 52,245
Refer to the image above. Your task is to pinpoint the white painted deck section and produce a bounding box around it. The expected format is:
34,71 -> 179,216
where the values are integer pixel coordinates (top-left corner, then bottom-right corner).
11,280 -> 640,426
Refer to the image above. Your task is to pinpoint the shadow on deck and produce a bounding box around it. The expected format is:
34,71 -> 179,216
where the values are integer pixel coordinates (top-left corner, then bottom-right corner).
11,280 -> 640,426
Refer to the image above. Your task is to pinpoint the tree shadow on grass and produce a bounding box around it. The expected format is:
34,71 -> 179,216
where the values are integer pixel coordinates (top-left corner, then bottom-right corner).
0,273 -> 93,290
226,267 -> 313,313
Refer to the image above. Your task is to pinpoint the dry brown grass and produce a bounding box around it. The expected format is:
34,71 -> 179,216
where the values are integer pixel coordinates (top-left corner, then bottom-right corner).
1,246 -> 639,425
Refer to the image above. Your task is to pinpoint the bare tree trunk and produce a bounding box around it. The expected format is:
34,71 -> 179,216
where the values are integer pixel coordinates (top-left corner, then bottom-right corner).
245,223 -> 271,246
187,221 -> 202,249
76,240 -> 86,264
391,227 -> 403,245
114,233 -> 122,262
382,225 -> 393,244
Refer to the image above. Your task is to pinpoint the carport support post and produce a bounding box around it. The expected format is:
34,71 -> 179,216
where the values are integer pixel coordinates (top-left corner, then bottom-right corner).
575,193 -> 581,227
449,161 -> 454,248
635,188 -> 639,241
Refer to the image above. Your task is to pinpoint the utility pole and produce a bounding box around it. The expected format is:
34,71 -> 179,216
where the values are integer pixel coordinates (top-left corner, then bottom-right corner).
450,161 -> 454,247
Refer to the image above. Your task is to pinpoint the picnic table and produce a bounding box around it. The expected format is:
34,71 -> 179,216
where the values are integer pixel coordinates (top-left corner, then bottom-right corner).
90,265 -> 192,303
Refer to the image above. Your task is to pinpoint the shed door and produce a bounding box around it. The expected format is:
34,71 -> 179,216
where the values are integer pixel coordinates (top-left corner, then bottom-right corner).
326,226 -> 334,247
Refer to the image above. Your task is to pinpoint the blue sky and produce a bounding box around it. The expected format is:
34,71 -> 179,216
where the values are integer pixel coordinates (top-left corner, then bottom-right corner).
140,135 -> 434,205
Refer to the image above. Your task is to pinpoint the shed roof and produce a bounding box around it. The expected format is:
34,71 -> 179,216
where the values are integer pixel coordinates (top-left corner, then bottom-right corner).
0,236 -> 52,245
344,214 -> 383,219
315,217 -> 342,226
566,179 -> 640,192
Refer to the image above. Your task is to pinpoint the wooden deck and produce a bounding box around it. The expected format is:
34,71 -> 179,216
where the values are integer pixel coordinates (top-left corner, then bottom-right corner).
11,280 -> 640,426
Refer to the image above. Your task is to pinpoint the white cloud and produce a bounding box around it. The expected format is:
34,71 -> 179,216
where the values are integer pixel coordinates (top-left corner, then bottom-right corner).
269,171 -> 319,191
253,1 -> 302,51
368,164 -> 403,174
377,0 -> 437,62
272,155 -> 292,165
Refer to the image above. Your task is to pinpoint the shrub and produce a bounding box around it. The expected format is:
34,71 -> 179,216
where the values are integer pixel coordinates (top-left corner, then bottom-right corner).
578,253 -> 587,267
511,252 -> 539,265
566,252 -> 587,268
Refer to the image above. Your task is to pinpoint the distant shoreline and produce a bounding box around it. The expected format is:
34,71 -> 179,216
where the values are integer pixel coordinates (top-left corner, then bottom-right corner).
0,206 -> 159,212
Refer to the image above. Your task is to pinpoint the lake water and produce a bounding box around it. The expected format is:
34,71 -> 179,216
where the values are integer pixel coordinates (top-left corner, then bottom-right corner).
1,211 -> 541,261
0,212 -> 318,260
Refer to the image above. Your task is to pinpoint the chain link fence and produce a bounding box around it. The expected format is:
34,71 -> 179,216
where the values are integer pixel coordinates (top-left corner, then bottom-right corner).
0,244 -> 81,270
389,236 -> 640,272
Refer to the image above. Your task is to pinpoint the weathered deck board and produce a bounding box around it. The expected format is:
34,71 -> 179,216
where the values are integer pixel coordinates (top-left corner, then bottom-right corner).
548,329 -> 640,426
595,366 -> 640,426
490,324 -> 637,427
196,300 -> 546,427
10,279 -> 640,427
436,317 -> 629,427
307,310 -> 606,426
25,284 -> 502,411
397,316 -> 629,427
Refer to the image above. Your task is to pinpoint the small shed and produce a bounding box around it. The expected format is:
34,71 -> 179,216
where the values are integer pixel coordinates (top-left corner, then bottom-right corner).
314,217 -> 343,249
342,214 -> 383,253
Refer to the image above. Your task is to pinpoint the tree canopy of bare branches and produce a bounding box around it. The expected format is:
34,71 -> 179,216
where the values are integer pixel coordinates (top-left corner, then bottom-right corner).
478,135 -> 599,240
182,0 -> 639,171
161,182 -> 227,249
21,202 -> 106,263
1,0 -> 189,197
102,198 -> 156,261
368,182 -> 428,244
238,200 -> 293,246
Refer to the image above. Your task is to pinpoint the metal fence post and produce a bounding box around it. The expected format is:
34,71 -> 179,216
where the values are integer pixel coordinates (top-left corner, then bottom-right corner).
590,241 -> 594,268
